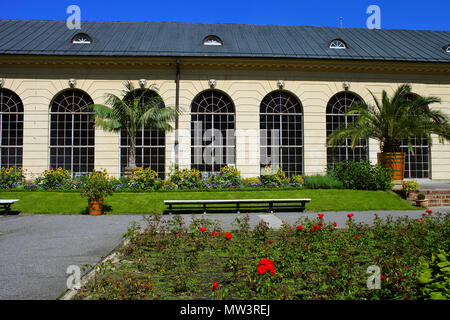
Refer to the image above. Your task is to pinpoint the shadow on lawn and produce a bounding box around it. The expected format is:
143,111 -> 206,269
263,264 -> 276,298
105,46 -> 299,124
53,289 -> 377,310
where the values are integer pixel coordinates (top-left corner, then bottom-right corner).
1,210 -> 20,216
81,205 -> 113,215
163,204 -> 306,215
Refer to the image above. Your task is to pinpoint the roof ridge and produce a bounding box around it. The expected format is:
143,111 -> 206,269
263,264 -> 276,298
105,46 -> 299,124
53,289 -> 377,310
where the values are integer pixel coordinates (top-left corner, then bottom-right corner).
0,19 -> 449,32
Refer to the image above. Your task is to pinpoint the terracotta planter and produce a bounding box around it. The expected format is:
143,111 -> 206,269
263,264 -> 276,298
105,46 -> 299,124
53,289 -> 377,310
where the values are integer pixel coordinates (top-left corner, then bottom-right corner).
377,152 -> 405,183
88,198 -> 104,216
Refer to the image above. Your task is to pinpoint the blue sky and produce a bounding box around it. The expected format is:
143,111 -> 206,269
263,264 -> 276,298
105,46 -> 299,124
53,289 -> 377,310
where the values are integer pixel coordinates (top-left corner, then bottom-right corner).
1,0 -> 449,30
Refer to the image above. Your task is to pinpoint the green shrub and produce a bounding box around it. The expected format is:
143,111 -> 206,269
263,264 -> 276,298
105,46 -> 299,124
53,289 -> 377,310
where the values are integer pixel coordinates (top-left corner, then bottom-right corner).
260,166 -> 290,187
35,167 -> 72,189
130,167 -> 161,190
418,250 -> 450,300
167,168 -> 202,189
80,169 -> 114,199
206,165 -> 243,188
0,167 -> 25,188
328,160 -> 392,191
303,174 -> 343,189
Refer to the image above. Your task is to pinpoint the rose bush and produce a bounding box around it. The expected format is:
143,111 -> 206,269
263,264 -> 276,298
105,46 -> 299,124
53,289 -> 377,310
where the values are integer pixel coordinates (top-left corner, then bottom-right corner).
74,210 -> 449,300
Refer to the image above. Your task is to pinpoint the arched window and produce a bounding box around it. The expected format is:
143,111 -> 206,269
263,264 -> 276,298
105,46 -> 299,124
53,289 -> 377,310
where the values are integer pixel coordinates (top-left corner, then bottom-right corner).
191,90 -> 235,175
400,93 -> 430,178
120,89 -> 166,178
0,88 -> 23,168
49,89 -> 95,176
326,92 -> 368,167
71,33 -> 92,44
329,39 -> 347,49
260,91 -> 303,176
202,35 -> 223,46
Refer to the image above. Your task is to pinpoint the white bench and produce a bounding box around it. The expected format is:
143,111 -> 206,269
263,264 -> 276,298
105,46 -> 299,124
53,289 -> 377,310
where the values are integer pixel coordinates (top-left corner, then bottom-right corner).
0,199 -> 20,216
164,198 -> 311,215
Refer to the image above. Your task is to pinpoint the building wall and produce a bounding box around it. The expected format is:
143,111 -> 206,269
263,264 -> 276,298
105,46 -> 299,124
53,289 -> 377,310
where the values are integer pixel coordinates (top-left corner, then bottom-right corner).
1,59 -> 449,179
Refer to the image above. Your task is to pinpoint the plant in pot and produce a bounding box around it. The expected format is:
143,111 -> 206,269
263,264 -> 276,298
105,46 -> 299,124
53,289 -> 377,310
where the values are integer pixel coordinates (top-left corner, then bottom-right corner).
86,81 -> 178,177
80,169 -> 114,215
415,192 -> 429,208
327,84 -> 450,182
402,180 -> 419,199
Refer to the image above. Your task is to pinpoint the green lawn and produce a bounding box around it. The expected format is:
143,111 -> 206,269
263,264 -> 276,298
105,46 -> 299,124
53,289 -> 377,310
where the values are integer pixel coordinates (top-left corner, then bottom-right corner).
0,189 -> 417,214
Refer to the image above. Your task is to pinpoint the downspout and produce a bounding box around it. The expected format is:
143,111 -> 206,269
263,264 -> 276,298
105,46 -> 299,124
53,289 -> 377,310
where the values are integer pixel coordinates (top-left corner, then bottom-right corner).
175,57 -> 180,167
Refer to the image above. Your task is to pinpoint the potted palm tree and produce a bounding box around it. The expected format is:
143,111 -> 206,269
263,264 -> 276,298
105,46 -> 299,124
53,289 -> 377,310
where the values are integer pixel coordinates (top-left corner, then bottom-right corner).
88,81 -> 178,176
327,84 -> 450,182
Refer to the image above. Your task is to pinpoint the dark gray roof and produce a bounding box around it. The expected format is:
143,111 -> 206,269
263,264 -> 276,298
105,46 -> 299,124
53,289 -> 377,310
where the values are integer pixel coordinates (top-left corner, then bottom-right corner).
0,19 -> 449,63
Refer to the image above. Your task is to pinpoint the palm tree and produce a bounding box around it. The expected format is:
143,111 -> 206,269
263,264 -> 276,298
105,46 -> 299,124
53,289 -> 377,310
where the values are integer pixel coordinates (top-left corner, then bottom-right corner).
88,81 -> 178,170
327,84 -> 450,179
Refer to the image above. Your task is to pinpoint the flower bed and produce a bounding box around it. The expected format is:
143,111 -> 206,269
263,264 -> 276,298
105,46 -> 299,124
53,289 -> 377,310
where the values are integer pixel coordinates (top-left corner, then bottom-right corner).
0,166 -> 305,192
73,210 -> 449,300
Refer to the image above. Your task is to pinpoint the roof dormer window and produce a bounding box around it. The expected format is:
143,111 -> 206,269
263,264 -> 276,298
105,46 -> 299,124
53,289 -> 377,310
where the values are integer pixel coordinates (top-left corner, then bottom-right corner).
329,39 -> 347,49
445,45 -> 450,53
72,33 -> 92,44
202,35 -> 223,46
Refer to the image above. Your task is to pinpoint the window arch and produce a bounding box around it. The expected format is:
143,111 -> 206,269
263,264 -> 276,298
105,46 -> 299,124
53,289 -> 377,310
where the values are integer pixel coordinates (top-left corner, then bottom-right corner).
400,93 -> 430,178
120,89 -> 166,178
202,35 -> 223,46
260,90 -> 303,176
191,90 -> 235,175
49,89 -> 95,176
326,91 -> 368,167
71,33 -> 92,44
0,88 -> 23,168
329,39 -> 347,49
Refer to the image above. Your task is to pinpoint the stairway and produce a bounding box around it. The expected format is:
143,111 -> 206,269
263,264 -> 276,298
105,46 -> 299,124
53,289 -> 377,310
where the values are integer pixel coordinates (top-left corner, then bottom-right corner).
407,190 -> 450,207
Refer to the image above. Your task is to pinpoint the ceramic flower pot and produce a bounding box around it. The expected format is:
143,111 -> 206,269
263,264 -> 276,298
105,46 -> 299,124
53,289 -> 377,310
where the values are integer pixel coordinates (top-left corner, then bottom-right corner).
88,198 -> 104,215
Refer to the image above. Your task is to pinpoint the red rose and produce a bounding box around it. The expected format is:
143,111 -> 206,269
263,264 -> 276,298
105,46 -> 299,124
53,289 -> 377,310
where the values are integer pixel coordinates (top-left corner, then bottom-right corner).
211,232 -> 217,236
310,227 -> 315,231
381,275 -> 387,280
225,232 -> 232,240
318,222 -> 323,226
212,282 -> 218,291
426,210 -> 433,214
268,240 -> 273,244
347,213 -> 354,218
258,258 -> 275,276
296,225 -> 303,230
257,265 -> 267,275
199,227 -> 206,232
354,235 -> 359,239
412,272 -> 417,276
420,222 -> 424,225
333,222 -> 337,227
315,225 -> 321,230
318,214 -> 324,218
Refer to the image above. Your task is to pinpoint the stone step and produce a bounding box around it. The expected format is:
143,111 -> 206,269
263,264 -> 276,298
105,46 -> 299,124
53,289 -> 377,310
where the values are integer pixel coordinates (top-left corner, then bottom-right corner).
407,190 -> 450,206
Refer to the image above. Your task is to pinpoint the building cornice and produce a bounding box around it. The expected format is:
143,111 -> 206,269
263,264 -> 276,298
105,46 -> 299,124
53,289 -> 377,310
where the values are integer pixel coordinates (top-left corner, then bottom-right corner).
0,55 -> 449,74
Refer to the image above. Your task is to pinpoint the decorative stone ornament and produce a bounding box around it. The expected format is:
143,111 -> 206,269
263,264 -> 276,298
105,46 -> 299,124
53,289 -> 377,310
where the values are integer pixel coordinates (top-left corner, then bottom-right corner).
139,79 -> 147,88
277,80 -> 285,89
343,82 -> 350,90
68,78 -> 77,88
208,79 -> 216,89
